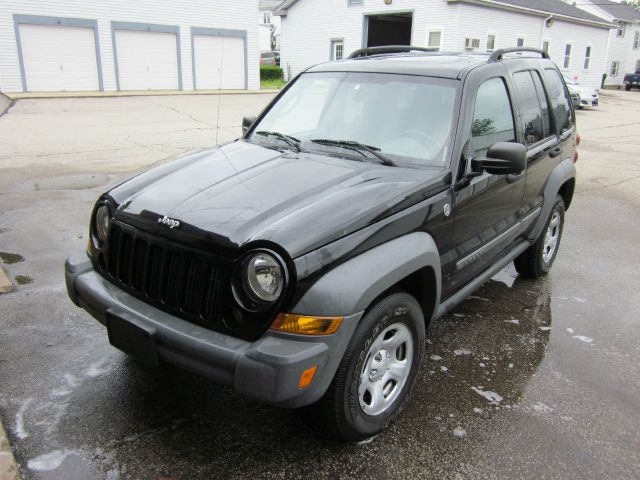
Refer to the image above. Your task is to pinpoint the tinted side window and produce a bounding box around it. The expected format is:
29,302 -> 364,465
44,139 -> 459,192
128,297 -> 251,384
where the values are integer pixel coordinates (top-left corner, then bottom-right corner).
512,71 -> 544,145
543,68 -> 574,134
469,78 -> 516,157
531,71 -> 551,138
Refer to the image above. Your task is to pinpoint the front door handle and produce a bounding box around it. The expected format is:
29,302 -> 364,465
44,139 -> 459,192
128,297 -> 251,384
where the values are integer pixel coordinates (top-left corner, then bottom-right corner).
549,147 -> 563,158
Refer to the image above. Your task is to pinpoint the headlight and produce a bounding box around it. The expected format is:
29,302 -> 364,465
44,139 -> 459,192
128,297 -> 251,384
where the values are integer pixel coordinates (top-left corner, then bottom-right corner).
94,205 -> 111,244
244,252 -> 284,302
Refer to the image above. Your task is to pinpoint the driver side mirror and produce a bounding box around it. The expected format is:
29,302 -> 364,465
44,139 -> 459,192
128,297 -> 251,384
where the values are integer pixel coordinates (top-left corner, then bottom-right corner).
471,142 -> 527,176
242,115 -> 257,136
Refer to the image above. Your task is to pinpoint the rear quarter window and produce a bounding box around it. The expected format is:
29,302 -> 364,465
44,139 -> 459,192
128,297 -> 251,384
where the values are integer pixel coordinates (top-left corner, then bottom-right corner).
512,71 -> 546,145
543,68 -> 574,134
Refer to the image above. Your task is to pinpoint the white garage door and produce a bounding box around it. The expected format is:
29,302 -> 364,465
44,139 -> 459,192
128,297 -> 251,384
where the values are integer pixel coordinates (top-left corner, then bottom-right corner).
19,24 -> 99,92
193,35 -> 245,89
115,30 -> 179,90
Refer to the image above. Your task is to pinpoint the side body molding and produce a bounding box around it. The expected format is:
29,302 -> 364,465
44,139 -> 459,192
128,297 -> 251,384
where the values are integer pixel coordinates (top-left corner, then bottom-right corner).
528,157 -> 576,241
292,232 -> 441,318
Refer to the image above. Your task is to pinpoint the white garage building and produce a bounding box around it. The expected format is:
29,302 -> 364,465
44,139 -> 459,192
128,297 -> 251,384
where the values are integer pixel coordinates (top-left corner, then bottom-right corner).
276,0 -> 614,90
0,0 -> 260,93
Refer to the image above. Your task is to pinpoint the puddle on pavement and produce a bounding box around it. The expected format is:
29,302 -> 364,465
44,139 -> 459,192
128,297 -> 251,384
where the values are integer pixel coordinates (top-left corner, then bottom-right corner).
21,267 -> 556,477
412,271 -> 552,424
15,275 -> 33,285
0,251 -> 24,264
34,173 -> 110,191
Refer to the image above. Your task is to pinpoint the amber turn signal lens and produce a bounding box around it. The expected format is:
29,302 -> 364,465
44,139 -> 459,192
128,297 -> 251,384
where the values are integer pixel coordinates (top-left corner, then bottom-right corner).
298,365 -> 318,389
270,313 -> 343,335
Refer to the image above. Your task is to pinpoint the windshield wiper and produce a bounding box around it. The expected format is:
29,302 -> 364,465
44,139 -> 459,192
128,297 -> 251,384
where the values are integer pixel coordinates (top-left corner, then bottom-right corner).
310,139 -> 395,166
254,131 -> 302,152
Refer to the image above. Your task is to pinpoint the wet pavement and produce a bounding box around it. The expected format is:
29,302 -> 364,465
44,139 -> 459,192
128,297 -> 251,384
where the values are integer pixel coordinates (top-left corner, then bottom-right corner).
1,91 -> 639,479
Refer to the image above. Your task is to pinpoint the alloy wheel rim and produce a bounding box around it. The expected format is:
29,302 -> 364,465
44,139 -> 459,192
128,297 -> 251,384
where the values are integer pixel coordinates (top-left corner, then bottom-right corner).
358,322 -> 414,416
542,211 -> 561,263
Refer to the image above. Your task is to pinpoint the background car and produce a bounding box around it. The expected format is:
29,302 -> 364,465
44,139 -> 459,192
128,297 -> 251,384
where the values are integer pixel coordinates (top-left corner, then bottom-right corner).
273,50 -> 280,66
623,70 -> 640,91
564,76 -> 599,108
260,51 -> 276,66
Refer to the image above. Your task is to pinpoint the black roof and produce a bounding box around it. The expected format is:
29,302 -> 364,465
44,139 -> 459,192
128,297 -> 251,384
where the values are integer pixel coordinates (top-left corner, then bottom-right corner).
591,0 -> 640,22
308,51 -> 550,79
489,0 -> 612,24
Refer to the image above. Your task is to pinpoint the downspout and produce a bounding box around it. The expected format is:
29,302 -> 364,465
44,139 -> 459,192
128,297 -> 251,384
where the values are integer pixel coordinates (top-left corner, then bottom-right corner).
541,14 -> 553,50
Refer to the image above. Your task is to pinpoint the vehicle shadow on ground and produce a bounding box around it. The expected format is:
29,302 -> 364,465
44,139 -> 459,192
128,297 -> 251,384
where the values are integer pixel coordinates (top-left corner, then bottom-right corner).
55,268 -> 553,479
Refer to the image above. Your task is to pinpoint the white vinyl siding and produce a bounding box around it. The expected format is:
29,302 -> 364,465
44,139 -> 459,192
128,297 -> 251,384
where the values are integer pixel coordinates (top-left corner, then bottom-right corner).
193,35 -> 245,89
278,0 -> 610,89
0,0 -> 259,92
19,24 -> 99,92
115,30 -> 178,90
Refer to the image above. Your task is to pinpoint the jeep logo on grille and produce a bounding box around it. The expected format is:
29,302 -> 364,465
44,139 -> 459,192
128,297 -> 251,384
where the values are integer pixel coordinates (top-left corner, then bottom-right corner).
157,215 -> 181,229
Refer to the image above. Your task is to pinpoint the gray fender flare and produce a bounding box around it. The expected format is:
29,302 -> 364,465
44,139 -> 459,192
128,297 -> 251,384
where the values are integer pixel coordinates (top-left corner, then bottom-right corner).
528,157 -> 576,241
292,232 -> 441,319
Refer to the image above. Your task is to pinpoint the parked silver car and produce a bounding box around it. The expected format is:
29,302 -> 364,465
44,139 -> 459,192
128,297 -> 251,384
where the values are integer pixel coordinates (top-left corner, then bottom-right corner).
564,76 -> 599,108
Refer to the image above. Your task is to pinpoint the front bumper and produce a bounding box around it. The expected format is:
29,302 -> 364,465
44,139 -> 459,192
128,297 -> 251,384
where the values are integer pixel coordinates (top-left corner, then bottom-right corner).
579,96 -> 599,107
65,252 -> 362,408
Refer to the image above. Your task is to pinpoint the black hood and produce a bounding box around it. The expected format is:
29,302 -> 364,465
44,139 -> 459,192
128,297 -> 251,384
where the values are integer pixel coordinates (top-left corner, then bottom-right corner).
108,141 -> 450,258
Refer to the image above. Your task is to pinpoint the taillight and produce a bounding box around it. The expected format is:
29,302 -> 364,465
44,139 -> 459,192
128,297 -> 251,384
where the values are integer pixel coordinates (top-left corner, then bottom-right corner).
573,149 -> 579,163
576,133 -> 581,146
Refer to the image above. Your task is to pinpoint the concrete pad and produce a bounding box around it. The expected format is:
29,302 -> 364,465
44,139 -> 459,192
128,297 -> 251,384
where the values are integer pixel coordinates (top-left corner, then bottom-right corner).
0,266 -> 13,294
4,89 -> 280,100
0,421 -> 20,480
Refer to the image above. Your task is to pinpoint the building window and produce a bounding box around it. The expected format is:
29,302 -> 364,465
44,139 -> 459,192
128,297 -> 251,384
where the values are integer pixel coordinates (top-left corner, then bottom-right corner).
486,33 -> 496,53
542,39 -> 550,55
516,35 -> 525,47
427,28 -> 443,51
563,43 -> 572,69
636,59 -> 640,73
348,0 -> 363,5
262,12 -> 271,24
611,61 -> 620,77
634,31 -> 640,50
331,40 -> 344,61
583,45 -> 591,70
617,22 -> 626,38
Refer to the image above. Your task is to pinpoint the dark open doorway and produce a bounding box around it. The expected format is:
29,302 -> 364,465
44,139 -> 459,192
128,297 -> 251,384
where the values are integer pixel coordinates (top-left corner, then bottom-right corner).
366,13 -> 412,47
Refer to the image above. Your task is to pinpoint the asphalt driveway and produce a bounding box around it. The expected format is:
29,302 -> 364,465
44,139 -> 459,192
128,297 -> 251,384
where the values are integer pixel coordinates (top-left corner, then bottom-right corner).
0,91 -> 639,479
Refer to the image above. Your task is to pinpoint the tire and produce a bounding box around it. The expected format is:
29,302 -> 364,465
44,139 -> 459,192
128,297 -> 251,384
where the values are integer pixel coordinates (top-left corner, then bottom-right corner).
514,195 -> 565,278
318,292 -> 425,442
625,85 -> 632,91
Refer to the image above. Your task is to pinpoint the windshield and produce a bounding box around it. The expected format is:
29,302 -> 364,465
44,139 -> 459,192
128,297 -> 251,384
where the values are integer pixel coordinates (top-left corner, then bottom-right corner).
248,72 -> 458,167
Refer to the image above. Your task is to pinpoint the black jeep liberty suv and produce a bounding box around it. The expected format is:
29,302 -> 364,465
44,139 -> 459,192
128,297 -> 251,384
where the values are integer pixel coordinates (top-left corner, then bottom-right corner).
66,47 -> 578,441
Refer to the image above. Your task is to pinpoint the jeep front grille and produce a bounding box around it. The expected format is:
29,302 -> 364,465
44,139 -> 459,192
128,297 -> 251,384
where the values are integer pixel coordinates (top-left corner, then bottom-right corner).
100,221 -> 230,327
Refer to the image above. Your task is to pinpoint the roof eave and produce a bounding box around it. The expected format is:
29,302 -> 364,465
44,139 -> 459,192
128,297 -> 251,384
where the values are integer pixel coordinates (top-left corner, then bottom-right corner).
447,0 -> 616,29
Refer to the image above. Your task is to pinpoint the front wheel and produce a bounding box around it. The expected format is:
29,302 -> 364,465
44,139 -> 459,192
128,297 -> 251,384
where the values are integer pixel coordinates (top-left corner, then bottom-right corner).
318,292 -> 425,441
514,195 -> 565,278
625,85 -> 632,91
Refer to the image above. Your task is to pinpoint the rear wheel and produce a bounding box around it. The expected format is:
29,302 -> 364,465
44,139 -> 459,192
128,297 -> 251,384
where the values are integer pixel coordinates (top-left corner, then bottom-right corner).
318,292 -> 425,441
514,195 -> 565,278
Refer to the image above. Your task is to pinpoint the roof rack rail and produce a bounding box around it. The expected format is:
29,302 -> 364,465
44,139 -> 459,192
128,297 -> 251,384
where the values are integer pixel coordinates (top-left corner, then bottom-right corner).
489,47 -> 550,62
348,45 -> 435,59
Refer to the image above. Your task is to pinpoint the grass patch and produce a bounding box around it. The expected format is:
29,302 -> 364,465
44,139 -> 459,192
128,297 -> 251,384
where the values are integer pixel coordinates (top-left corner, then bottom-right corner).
261,78 -> 286,90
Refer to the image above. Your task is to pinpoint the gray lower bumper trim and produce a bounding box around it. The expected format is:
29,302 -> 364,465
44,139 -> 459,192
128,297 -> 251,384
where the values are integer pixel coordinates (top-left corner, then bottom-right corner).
65,253 -> 362,408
